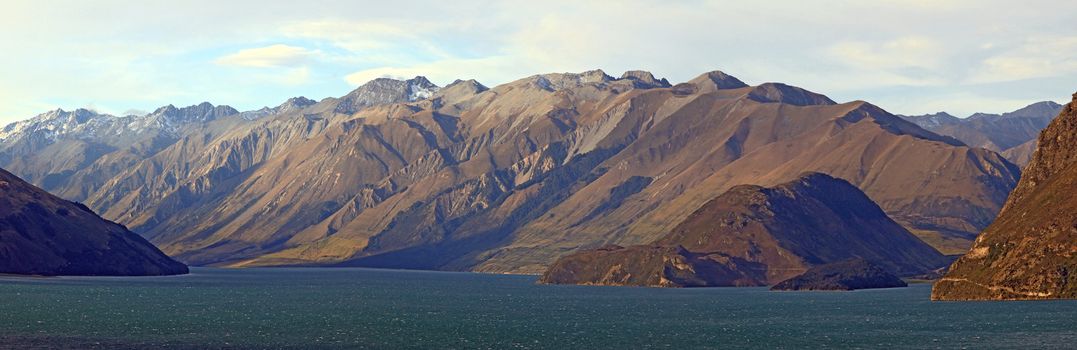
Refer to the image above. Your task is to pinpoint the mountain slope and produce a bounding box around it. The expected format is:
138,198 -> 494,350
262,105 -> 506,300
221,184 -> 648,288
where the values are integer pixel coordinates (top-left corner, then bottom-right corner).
932,93 -> 1077,300
901,101 -> 1063,166
0,70 -> 1021,272
0,167 -> 187,276
538,173 -> 948,287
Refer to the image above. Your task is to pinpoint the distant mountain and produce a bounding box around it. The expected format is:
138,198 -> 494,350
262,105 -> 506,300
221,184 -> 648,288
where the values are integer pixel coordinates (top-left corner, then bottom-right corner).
0,167 -> 186,276
900,101 -> 1064,166
539,173 -> 948,287
333,76 -> 440,114
933,93 -> 1077,300
0,69 -> 1019,272
0,102 -> 241,199
238,97 -> 317,120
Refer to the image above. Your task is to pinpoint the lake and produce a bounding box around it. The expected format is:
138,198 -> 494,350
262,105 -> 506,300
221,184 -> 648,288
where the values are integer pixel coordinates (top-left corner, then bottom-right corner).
0,267 -> 1073,349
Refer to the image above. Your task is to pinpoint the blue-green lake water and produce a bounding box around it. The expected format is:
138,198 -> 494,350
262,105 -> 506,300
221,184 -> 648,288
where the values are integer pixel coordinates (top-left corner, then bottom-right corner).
0,267 -> 1073,349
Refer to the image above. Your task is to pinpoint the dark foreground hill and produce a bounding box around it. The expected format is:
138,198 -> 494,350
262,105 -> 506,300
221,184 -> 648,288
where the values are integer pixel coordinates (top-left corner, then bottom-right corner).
539,173 -> 948,287
0,167 -> 187,276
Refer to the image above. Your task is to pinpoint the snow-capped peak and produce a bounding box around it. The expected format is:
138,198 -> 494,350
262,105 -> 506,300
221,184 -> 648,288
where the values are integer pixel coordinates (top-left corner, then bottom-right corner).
407,80 -> 440,101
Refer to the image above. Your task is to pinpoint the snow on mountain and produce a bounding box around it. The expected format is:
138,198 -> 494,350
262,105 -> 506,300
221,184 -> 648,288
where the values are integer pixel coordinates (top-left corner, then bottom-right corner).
0,103 -> 238,147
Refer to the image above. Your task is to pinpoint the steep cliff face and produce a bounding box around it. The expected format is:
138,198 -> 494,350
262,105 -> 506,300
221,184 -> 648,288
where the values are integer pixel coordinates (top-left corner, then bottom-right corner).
539,173 -> 948,287
933,93 -> 1077,300
0,168 -> 187,276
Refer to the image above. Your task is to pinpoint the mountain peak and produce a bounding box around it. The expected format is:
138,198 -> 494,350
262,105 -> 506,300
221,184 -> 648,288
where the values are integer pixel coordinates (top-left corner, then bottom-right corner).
407,75 -> 435,85
283,96 -> 315,105
1003,100 -> 1067,119
619,70 -> 672,88
444,79 -> 488,91
526,70 -> 615,91
434,79 -> 489,105
334,75 -> 442,114
153,104 -> 178,114
150,102 -> 238,123
405,76 -> 440,101
580,69 -> 612,81
688,70 -> 749,92
746,83 -> 836,106
924,111 -> 958,119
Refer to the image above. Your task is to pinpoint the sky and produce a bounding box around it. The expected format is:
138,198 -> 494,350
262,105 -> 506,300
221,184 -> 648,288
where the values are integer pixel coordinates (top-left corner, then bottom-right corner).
1,0 -> 1075,124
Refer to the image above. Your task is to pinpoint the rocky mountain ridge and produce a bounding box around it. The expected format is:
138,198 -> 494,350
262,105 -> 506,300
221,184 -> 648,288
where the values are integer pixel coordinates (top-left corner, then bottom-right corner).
900,101 -> 1063,166
0,69 -> 1022,272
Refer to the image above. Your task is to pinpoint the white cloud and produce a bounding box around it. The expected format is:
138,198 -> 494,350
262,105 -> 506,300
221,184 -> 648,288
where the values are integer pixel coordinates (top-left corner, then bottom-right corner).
2,0 -> 1077,123
216,44 -> 319,68
828,37 -> 946,71
967,36 -> 1077,84
274,67 -> 312,86
344,56 -> 536,86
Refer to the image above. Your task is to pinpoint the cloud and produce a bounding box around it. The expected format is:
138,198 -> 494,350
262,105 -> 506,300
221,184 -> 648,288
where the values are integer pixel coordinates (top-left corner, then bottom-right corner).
273,67 -> 312,86
967,36 -> 1077,84
2,0 -> 1077,123
344,56 -> 538,86
215,44 -> 319,68
828,37 -> 946,71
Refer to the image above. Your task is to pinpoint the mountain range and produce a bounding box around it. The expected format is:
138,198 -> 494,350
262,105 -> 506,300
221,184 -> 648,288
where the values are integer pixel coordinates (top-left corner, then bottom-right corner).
0,69 -> 1031,272
899,101 -> 1063,167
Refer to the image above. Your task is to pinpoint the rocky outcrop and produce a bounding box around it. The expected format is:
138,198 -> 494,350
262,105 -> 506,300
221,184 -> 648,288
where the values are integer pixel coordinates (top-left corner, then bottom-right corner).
932,93 -> 1077,300
539,173 -> 948,287
770,259 -> 907,291
619,70 -> 672,89
0,168 -> 187,276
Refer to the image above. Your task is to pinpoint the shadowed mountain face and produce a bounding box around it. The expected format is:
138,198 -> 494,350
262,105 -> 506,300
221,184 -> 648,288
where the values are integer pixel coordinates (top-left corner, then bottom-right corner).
0,69 -> 1019,271
539,173 -> 949,287
933,94 -> 1077,301
0,168 -> 187,276
900,102 -> 1063,167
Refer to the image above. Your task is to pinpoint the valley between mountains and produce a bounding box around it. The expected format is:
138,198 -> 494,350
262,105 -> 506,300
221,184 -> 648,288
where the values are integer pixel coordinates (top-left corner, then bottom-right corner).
0,69 -> 1057,276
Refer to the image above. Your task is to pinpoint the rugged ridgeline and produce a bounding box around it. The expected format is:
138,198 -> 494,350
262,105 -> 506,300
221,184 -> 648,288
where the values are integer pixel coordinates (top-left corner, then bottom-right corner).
0,70 -> 1018,271
0,167 -> 187,276
932,93 -> 1077,300
900,101 -> 1063,167
539,173 -> 948,287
